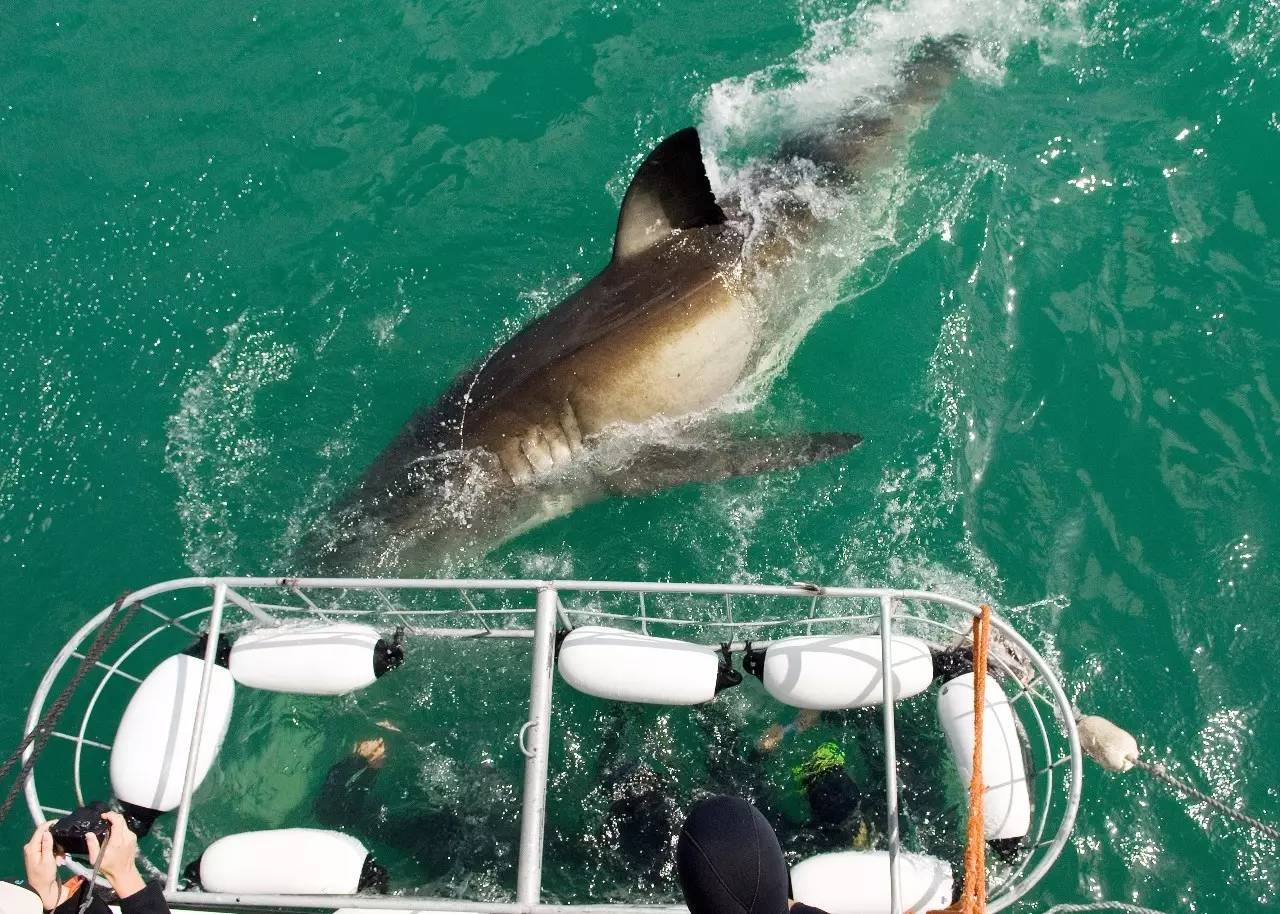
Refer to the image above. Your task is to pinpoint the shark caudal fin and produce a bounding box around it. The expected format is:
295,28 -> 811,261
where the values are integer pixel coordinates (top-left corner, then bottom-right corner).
613,127 -> 727,261
604,433 -> 863,496
781,36 -> 965,181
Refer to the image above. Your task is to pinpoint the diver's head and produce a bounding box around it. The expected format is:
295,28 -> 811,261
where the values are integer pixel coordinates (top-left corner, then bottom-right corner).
794,741 -> 859,826
608,765 -> 674,871
677,795 -> 788,914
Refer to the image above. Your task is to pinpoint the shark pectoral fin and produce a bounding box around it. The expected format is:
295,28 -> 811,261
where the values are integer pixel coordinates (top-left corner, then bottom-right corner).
613,127 -> 726,261
605,433 -> 863,496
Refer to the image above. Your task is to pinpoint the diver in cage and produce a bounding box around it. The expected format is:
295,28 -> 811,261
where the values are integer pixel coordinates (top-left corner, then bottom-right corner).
590,704 -> 685,886
322,708 -> 685,887
312,730 -> 519,886
789,741 -> 873,845
747,706 -> 877,852
313,708 -> 682,891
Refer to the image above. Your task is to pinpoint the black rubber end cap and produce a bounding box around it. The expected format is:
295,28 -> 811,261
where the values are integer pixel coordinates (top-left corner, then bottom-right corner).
373,639 -> 405,678
358,855 -> 389,893
931,645 -> 974,683
182,633 -> 232,668
182,855 -> 203,890
117,800 -> 162,839
743,645 -> 767,682
989,836 -> 1023,863
714,667 -> 743,694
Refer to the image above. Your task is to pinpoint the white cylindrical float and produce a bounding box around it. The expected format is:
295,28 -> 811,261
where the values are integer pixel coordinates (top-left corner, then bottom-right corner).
937,672 -> 1032,841
0,881 -> 43,914
557,626 -> 729,705
751,635 -> 935,710
229,622 -> 404,696
790,850 -> 953,914
110,650 -> 234,824
194,829 -> 385,894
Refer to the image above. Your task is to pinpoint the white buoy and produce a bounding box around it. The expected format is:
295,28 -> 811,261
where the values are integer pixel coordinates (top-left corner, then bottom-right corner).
752,635 -> 935,710
937,672 -> 1032,840
229,622 -> 404,696
195,829 -> 383,894
0,881 -> 43,914
790,850 -> 953,914
110,652 -> 234,817
557,626 -> 731,705
1077,714 -> 1139,772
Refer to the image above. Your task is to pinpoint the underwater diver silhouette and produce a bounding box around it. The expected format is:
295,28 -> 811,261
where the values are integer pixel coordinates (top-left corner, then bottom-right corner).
313,736 -> 519,887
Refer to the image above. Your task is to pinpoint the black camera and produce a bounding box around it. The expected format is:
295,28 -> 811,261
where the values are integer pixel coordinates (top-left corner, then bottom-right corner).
50,801 -> 111,856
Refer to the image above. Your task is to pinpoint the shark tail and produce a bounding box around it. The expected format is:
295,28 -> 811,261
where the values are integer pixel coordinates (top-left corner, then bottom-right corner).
781,36 -> 966,181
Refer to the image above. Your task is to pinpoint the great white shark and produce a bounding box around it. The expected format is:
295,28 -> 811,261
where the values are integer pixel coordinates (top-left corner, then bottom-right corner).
314,42 -> 959,570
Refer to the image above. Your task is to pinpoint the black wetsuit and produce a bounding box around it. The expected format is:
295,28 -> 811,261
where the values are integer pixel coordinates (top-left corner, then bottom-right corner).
313,752 -> 518,884
805,767 -> 860,829
46,879 -> 169,914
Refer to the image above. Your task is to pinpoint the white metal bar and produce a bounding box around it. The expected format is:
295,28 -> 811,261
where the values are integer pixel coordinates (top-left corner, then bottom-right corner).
459,589 -> 493,633
247,601 -> 537,618
516,586 -> 559,905
879,595 -> 903,914
221,585 -> 276,623
165,583 -> 227,891
406,627 -> 534,640
139,602 -> 198,636
554,593 -> 574,631
51,731 -> 110,751
68,652 -> 142,684
166,892 -> 688,914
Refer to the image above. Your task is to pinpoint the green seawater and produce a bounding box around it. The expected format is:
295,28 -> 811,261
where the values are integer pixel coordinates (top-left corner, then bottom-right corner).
2,0 -> 1279,909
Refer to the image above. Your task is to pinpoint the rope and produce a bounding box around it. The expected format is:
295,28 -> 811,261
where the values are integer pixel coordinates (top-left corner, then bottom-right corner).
1132,758 -> 1280,841
0,593 -> 139,824
926,604 -> 991,914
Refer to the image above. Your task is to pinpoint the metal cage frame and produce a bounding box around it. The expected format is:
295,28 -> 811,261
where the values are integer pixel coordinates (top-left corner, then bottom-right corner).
23,576 -> 1082,914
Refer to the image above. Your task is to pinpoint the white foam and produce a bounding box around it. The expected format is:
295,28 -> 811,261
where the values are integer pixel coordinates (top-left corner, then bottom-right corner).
165,314 -> 298,573
689,1 -> 1078,426
700,0 -> 1069,164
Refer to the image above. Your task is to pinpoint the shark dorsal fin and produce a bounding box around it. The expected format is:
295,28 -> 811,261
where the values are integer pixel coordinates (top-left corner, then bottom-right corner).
613,127 -> 726,261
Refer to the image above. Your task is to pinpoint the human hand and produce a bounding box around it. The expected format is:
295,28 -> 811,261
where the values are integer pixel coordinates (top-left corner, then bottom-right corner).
355,738 -> 388,769
84,812 -> 145,899
23,821 -> 68,911
756,724 -> 785,754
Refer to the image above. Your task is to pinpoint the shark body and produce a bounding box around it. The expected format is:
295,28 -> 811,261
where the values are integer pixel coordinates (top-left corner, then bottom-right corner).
317,44 -> 959,569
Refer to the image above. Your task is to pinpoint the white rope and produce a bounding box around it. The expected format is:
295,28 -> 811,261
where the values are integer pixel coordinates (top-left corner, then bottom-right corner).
1042,903 -> 1172,914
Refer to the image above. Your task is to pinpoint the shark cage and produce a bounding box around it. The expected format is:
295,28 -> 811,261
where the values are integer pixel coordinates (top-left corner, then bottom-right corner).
21,576 -> 1082,914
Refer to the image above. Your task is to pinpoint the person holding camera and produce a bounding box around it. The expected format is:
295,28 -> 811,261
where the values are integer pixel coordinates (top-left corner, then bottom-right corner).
20,812 -> 168,914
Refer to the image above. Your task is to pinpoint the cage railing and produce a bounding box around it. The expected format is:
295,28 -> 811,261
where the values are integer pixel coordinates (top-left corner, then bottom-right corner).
23,576 -> 1082,914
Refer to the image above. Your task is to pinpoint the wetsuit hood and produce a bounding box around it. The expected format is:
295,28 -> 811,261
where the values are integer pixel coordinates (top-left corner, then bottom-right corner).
676,795 -> 789,914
